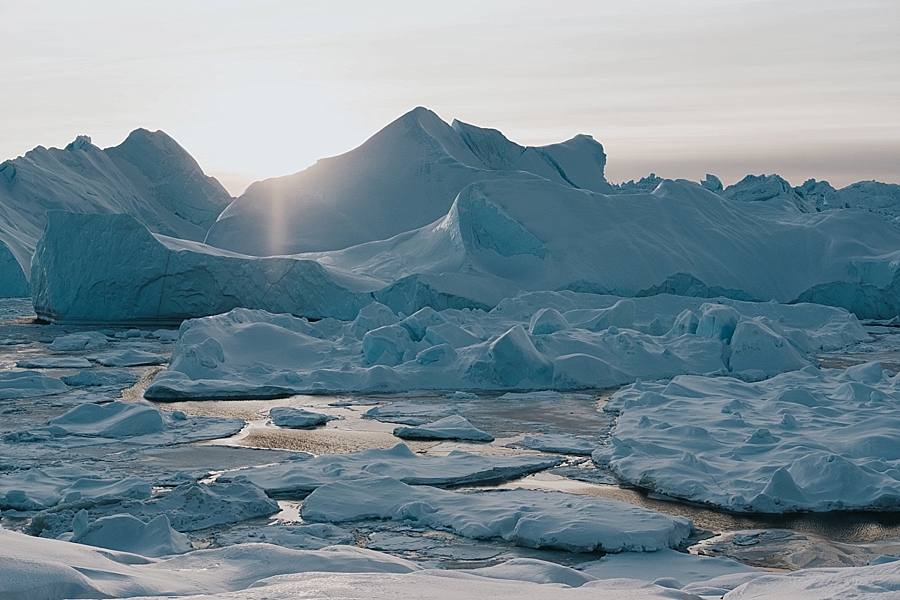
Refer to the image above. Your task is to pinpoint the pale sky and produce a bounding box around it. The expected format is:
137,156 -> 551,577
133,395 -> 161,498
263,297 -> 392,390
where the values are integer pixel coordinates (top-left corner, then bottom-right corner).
1,0 -> 898,196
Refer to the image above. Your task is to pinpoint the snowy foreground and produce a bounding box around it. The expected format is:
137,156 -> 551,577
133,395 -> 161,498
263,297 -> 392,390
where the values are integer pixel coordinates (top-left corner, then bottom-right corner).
3,526 -> 900,599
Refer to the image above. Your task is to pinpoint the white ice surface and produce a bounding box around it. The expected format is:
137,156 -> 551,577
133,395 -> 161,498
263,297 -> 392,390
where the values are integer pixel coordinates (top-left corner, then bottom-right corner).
218,443 -> 560,497
146,295 -> 866,398
302,476 -> 693,552
594,362 -> 900,512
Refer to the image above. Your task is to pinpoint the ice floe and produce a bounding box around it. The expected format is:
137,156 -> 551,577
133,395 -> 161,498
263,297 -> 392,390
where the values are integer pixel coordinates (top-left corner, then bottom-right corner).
302,476 -> 693,552
218,443 -> 560,497
87,348 -> 166,367
594,362 -> 900,512
0,370 -> 67,399
393,415 -> 494,442
269,406 -> 335,429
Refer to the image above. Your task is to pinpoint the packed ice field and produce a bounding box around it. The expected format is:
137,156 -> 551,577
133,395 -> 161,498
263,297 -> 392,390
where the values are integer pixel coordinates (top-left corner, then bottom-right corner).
3,108 -> 900,598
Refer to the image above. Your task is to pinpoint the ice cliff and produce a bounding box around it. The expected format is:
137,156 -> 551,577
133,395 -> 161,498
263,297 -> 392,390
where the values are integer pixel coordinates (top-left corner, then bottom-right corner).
0,129 -> 233,296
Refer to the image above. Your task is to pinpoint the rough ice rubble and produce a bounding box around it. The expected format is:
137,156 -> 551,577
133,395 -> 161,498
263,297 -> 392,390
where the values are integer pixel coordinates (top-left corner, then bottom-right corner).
217,444 -> 560,497
29,479 -> 280,539
0,129 -> 232,296
145,294 -> 867,398
31,212 -> 371,325
594,362 -> 900,512
302,476 -> 693,552
204,107 -> 614,256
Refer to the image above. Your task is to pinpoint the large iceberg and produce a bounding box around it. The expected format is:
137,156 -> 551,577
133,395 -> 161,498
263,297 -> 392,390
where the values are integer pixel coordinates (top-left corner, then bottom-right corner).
0,129 -> 232,296
204,107 -> 614,256
33,170 -> 900,324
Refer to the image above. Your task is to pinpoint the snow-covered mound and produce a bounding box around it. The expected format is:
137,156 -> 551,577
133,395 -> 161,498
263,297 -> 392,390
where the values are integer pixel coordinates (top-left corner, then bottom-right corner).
145,296 -> 866,397
594,362 -> 900,513
0,129 -> 232,295
302,476 -> 693,552
205,107 -> 613,256
31,212 -> 372,325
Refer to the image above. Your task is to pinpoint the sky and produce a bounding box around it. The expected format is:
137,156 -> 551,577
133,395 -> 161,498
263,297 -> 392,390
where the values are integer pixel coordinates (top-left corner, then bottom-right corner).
1,0 -> 898,196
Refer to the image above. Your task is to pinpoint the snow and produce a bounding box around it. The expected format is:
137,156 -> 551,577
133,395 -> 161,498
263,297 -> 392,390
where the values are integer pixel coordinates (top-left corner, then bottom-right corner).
302,476 -> 693,552
594,362 -> 900,512
269,406 -> 334,429
145,295 -> 865,397
0,129 -> 232,295
217,443 -> 560,497
393,415 -> 494,442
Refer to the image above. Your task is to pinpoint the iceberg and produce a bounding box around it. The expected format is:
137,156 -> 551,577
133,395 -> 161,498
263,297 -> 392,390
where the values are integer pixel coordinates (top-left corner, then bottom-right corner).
31,212 -> 372,325
204,107 -> 613,256
0,129 -> 232,296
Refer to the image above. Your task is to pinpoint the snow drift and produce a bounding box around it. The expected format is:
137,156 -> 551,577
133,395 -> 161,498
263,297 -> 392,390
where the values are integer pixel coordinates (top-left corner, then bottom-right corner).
0,129 -> 232,295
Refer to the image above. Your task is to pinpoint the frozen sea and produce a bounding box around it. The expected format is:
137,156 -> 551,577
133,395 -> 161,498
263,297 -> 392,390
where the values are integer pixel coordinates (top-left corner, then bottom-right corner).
4,297 -> 900,598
